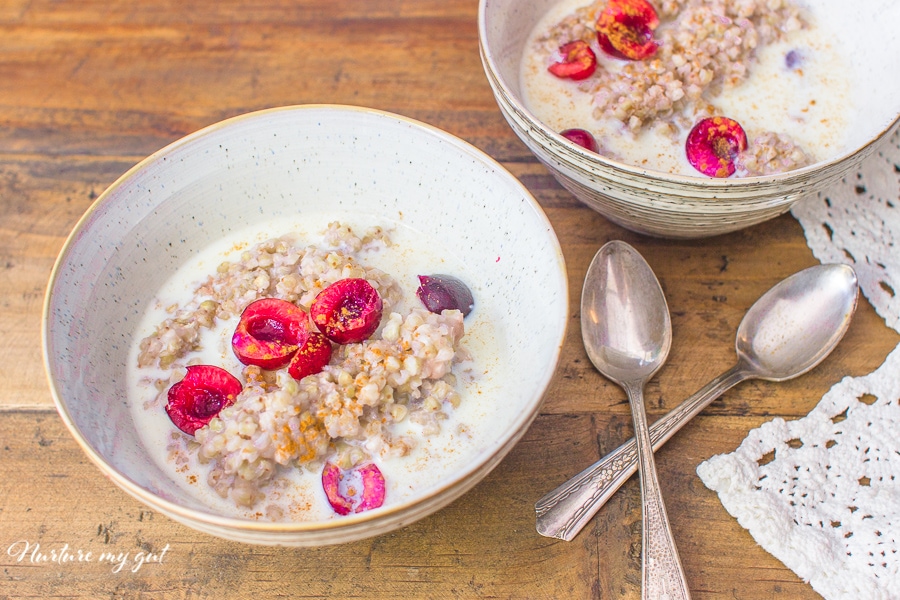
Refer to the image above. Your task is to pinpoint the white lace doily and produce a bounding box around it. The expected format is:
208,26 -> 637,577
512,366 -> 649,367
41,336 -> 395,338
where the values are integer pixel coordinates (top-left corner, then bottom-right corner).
793,129 -> 900,333
697,127 -> 900,600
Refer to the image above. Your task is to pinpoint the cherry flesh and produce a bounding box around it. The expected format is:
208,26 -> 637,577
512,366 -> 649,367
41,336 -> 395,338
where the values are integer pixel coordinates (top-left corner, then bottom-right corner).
232,298 -> 310,370
686,116 -> 748,178
166,365 -> 242,435
548,40 -> 598,81
596,0 -> 660,61
310,279 -> 384,344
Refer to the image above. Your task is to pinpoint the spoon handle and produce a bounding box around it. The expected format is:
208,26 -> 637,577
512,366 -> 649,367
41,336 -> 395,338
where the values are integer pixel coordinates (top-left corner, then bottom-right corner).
623,380 -> 692,600
535,364 -> 748,541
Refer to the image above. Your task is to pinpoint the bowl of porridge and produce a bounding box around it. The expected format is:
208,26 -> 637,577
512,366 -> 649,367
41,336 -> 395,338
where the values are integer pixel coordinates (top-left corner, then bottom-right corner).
479,0 -> 900,238
43,105 -> 568,546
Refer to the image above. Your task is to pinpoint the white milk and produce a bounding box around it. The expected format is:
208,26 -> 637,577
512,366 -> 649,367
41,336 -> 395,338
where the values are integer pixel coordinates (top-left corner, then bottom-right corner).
127,214 -> 509,521
520,0 -> 855,175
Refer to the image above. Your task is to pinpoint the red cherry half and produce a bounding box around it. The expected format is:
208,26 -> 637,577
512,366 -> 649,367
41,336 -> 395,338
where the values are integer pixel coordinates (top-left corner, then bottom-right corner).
596,0 -> 660,61
287,331 -> 332,381
685,117 -> 748,178
232,298 -> 310,370
548,40 -> 598,81
560,128 -> 600,153
165,365 -> 242,435
310,279 -> 383,345
322,462 -> 386,515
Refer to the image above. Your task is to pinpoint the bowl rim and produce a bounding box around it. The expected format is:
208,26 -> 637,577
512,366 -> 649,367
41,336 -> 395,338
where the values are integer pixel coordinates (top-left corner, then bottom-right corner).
42,103 -> 570,536
476,0 -> 900,187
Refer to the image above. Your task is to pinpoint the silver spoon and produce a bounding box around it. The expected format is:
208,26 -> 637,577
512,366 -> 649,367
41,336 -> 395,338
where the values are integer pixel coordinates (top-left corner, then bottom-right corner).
582,240 -> 691,600
536,263 -> 859,542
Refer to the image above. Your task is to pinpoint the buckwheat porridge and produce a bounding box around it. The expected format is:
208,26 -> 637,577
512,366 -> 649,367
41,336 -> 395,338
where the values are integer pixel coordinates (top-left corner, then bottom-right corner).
128,216 -> 500,521
521,0 -> 855,177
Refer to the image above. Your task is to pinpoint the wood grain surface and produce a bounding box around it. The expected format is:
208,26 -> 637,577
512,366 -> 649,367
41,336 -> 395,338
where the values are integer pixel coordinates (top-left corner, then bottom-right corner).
1,1 -> 897,598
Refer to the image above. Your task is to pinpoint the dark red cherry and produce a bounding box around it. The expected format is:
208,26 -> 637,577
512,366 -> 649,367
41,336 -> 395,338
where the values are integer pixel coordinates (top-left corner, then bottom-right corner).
560,128 -> 600,153
416,274 -> 474,316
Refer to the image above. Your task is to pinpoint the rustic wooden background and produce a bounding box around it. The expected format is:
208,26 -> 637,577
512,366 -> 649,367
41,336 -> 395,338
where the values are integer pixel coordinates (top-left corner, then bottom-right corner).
2,1 -> 897,598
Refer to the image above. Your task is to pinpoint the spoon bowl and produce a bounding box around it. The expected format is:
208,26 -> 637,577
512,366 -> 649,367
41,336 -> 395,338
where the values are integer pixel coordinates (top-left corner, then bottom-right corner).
536,263 -> 859,542
738,264 -> 858,381
582,241 -> 672,385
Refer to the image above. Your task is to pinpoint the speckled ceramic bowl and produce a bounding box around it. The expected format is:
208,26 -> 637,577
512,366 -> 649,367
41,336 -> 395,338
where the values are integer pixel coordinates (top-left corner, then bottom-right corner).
43,105 -> 568,546
479,0 -> 900,238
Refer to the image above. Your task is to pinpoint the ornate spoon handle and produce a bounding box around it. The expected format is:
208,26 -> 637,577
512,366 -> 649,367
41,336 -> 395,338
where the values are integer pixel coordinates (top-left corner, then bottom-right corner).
623,379 -> 691,600
536,364 -> 749,541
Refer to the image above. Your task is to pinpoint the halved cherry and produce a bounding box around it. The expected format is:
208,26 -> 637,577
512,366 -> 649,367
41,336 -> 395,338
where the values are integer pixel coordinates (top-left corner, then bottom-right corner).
310,278 -> 383,344
560,128 -> 600,153
548,40 -> 598,81
416,274 -> 474,317
596,0 -> 660,61
287,331 -> 332,381
321,462 -> 386,515
685,116 -> 748,178
355,464 -> 387,513
165,365 -> 242,435
232,298 -> 310,369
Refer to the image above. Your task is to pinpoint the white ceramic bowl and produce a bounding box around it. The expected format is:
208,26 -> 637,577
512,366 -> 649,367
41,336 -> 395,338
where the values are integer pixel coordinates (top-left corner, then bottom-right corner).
43,105 -> 568,546
479,0 -> 900,238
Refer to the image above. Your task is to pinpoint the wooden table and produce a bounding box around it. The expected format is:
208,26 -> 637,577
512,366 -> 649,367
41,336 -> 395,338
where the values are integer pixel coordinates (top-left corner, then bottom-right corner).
2,1 -> 896,597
